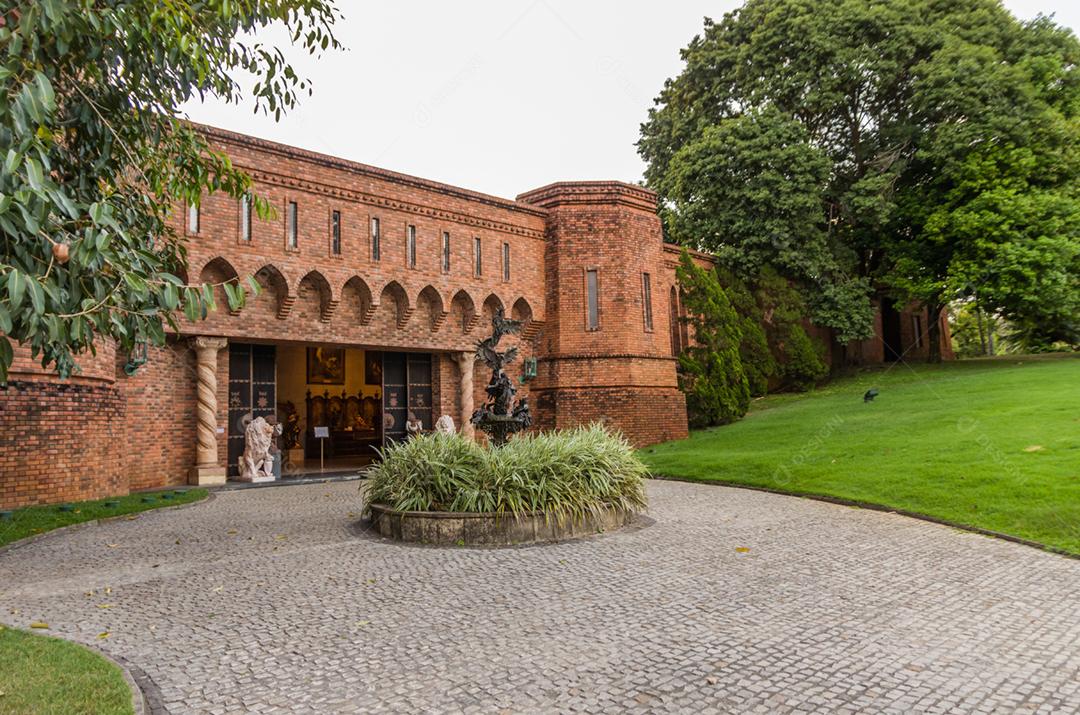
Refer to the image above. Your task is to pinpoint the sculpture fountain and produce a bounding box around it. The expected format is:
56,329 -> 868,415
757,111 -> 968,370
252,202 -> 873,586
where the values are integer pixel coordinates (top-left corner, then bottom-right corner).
470,308 -> 532,446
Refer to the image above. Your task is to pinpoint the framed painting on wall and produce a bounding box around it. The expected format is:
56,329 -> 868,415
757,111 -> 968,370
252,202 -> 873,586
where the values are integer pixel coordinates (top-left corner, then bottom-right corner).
365,351 -> 383,386
306,346 -> 345,385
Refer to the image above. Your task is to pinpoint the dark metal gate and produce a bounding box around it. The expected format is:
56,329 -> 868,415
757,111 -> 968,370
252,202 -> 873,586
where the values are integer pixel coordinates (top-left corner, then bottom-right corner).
227,343 -> 276,476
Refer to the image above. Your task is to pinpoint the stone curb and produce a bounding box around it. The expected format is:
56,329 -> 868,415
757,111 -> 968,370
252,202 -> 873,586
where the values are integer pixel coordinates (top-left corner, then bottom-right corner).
0,491 -> 215,557
0,628 -> 152,715
650,474 -> 1080,561
89,645 -> 152,715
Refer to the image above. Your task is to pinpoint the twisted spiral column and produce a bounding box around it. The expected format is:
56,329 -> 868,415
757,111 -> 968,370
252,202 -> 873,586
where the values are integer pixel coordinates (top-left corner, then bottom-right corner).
189,336 -> 228,484
455,351 -> 475,441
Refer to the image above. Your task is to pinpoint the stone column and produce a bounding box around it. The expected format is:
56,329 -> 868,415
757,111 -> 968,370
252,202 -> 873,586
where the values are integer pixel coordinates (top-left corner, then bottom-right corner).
454,351 -> 475,441
188,336 -> 228,485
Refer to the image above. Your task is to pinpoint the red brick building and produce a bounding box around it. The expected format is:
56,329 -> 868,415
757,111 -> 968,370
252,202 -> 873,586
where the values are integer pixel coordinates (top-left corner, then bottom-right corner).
0,127 -> 951,508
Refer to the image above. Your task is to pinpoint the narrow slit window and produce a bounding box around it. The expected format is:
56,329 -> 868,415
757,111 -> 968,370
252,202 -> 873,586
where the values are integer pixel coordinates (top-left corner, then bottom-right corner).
474,237 -> 482,276
371,217 -> 381,261
586,269 -> 599,330
502,243 -> 510,281
287,201 -> 298,248
240,194 -> 251,241
913,315 -> 923,348
407,225 -> 417,268
642,273 -> 653,330
188,202 -> 200,234
442,231 -> 451,272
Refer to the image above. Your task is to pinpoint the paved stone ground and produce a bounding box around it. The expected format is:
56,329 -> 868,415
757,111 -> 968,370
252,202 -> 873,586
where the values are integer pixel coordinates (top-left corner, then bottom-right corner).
2,480 -> 1079,714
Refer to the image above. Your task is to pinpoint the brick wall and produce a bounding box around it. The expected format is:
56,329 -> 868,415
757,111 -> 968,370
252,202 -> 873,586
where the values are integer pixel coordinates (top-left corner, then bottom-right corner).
119,341 -> 201,491
178,126 -> 548,355
0,343 -> 126,508
518,182 -> 688,444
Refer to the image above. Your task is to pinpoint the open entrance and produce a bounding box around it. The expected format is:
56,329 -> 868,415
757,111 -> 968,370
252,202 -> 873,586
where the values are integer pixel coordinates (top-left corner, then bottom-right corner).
381,352 -> 433,442
881,298 -> 903,362
228,343 -> 434,479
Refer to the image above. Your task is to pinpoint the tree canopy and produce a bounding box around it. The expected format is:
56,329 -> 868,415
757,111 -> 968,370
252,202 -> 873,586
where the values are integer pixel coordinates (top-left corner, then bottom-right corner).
640,0 -> 1080,358
0,1 -> 341,381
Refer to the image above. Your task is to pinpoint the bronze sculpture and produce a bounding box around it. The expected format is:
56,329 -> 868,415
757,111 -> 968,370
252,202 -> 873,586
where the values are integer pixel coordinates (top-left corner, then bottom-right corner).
470,308 -> 532,446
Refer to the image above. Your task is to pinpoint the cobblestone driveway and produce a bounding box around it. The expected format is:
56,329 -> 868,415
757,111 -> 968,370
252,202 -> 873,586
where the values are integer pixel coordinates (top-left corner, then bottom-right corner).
2,480 -> 1079,714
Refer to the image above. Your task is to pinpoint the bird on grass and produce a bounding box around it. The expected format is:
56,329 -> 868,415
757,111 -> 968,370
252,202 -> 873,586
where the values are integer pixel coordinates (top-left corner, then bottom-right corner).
863,388 -> 879,403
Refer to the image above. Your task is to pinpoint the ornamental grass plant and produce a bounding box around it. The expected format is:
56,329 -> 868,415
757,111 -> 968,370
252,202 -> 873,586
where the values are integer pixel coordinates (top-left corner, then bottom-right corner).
364,424 -> 648,518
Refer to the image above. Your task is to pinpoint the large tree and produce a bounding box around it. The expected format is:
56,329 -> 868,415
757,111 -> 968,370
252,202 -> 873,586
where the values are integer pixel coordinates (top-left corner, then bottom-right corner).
0,1 -> 341,382
640,0 -> 1080,361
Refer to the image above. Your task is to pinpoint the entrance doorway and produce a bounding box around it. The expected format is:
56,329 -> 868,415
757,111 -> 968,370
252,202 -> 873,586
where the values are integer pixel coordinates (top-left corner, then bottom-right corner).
227,344 -> 276,477
881,299 -> 903,362
227,344 -> 438,478
381,352 -> 433,443
258,345 -> 435,477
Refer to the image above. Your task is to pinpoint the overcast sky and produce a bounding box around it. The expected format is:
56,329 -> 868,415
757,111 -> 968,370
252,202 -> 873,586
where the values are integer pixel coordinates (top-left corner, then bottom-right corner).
184,1 -> 1080,200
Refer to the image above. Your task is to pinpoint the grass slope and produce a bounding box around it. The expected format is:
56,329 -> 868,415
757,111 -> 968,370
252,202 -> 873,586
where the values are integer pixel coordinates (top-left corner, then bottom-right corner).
0,489 -> 208,549
0,626 -> 133,715
642,354 -> 1080,555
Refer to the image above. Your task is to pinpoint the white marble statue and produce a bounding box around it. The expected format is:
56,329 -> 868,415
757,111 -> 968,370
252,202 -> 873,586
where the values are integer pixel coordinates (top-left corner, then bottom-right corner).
435,414 -> 456,435
240,416 -> 282,482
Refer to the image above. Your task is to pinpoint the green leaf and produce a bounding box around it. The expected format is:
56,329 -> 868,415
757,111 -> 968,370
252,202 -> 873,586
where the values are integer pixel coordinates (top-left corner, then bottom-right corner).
34,71 -> 55,112
223,282 -> 240,311
123,273 -> 147,295
163,282 -> 179,310
0,303 -> 11,333
25,157 -> 44,190
183,288 -> 200,322
4,150 -> 19,174
7,271 -> 24,310
27,278 -> 45,316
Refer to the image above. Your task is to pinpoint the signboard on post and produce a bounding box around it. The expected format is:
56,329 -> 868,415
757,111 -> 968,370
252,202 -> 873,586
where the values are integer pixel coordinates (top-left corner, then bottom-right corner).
313,426 -> 329,471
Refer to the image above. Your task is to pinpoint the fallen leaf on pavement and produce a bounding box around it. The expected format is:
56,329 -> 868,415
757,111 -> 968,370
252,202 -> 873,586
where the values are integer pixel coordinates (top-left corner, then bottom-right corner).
97,632 -> 110,640
735,547 -> 751,553
29,622 -> 48,629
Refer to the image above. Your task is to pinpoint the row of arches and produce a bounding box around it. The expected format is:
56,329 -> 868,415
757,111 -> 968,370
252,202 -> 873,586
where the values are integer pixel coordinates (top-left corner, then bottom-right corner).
195,256 -> 537,336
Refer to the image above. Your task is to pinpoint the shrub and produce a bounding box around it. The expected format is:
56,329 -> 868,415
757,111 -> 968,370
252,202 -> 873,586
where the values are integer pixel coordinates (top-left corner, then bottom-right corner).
676,252 -> 751,427
779,323 -> 828,391
718,268 -> 776,397
364,424 -> 649,518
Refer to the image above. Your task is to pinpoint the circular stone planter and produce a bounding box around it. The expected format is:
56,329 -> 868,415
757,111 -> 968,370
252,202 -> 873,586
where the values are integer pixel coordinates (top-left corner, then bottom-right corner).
367,503 -> 638,546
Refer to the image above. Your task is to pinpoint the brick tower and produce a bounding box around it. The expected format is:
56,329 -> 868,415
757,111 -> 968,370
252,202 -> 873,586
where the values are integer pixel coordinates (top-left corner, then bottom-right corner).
517,182 -> 688,445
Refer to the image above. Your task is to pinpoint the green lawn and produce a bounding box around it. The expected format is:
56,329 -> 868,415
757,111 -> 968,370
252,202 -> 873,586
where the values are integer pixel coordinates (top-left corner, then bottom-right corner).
0,626 -> 133,715
642,354 -> 1080,555
0,488 -> 208,549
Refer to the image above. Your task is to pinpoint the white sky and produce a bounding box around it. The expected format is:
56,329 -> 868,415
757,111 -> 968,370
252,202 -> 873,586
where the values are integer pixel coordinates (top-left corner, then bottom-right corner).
184,1 -> 1080,201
